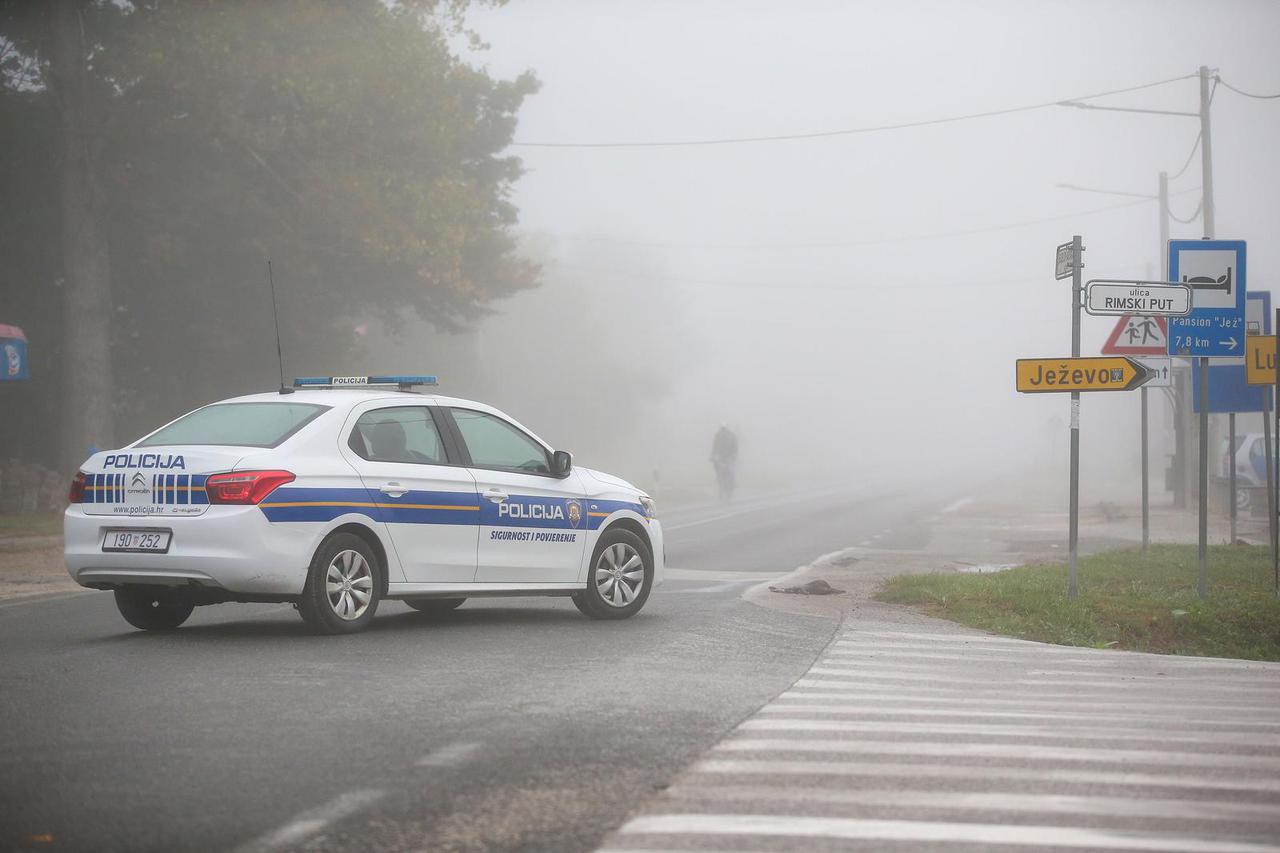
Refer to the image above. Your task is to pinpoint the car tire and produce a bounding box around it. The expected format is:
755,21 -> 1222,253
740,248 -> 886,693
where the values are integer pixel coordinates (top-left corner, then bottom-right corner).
404,597 -> 465,615
572,526 -> 653,620
1236,488 -> 1252,513
297,533 -> 382,635
114,586 -> 195,631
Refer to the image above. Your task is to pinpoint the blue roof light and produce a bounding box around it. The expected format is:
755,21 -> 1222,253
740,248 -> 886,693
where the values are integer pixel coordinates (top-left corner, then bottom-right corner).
292,375 -> 439,390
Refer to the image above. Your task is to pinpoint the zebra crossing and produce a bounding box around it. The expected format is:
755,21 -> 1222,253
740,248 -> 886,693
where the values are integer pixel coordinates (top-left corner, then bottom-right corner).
598,625 -> 1280,851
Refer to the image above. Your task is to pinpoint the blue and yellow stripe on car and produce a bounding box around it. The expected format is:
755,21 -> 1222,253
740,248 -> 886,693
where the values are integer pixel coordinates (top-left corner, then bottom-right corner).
256,487 -> 644,530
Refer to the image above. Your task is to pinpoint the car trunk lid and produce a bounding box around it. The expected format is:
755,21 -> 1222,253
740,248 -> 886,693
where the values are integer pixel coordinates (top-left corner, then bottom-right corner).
77,447 -> 247,517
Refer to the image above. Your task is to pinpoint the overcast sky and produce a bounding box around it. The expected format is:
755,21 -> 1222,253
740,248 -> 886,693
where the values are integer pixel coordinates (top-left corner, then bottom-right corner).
458,0 -> 1280,495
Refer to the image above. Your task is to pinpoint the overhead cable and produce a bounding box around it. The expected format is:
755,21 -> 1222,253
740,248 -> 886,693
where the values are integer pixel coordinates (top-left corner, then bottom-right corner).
1215,76 -> 1280,100
1167,200 -> 1203,225
512,73 -> 1198,149
556,189 -> 1200,251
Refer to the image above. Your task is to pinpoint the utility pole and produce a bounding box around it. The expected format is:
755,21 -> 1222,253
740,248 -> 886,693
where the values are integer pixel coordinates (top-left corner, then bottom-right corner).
1196,64 -> 1215,598
1068,235 -> 1083,599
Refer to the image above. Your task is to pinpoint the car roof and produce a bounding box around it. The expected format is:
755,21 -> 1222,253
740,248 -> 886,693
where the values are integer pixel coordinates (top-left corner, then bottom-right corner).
212,389 -> 496,413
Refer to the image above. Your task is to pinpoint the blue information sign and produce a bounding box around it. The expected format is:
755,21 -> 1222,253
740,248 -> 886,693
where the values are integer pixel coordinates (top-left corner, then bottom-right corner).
0,323 -> 27,381
1167,239 -> 1247,358
1191,291 -> 1271,414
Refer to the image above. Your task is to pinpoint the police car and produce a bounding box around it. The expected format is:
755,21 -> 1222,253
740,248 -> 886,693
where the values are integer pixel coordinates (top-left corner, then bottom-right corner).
65,376 -> 662,634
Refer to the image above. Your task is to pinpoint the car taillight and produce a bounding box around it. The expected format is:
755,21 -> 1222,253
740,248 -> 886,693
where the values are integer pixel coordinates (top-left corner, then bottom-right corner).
68,471 -> 87,503
205,470 -> 295,505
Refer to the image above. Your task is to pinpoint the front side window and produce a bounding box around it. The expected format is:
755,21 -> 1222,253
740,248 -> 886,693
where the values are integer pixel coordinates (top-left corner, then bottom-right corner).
349,407 -> 445,464
450,409 -> 550,474
137,403 -> 328,448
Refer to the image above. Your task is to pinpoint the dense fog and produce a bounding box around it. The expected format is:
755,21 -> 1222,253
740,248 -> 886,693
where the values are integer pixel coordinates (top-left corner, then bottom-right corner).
3,0 -> 1279,509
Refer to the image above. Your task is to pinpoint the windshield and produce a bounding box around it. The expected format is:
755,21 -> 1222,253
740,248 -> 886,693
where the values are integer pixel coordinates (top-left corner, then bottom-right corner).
135,402 -> 329,448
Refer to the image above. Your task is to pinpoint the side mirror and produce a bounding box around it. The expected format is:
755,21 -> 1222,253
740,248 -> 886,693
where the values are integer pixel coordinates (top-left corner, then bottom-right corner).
551,450 -> 573,477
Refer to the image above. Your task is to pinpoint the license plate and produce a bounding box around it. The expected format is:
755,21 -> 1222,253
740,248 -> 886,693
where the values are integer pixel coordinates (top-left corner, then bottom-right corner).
102,529 -> 172,553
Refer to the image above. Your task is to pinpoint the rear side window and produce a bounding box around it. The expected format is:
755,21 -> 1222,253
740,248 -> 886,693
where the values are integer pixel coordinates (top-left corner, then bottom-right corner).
137,403 -> 328,448
348,407 -> 445,464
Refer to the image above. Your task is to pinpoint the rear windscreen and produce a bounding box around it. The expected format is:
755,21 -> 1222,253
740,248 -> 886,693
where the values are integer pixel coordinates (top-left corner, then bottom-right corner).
136,403 -> 329,448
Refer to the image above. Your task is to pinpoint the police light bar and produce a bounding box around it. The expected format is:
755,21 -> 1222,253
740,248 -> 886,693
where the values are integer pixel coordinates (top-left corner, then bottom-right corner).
293,375 -> 439,390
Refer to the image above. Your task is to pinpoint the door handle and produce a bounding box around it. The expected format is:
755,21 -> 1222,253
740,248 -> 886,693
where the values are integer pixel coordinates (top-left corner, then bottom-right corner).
484,488 -> 508,503
379,482 -> 408,498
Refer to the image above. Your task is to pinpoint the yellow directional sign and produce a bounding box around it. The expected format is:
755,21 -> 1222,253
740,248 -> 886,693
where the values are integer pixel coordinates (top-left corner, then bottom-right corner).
1015,356 -> 1149,394
1247,335 -> 1276,386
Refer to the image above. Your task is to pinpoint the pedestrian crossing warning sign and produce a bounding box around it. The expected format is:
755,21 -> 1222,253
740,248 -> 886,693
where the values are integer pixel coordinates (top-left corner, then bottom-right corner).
1101,315 -> 1168,356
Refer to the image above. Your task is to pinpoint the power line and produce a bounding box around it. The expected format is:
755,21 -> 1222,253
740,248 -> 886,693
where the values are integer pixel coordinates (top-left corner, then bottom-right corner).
1167,199 -> 1203,225
1215,75 -> 1280,100
553,262 -> 1149,293
512,73 -> 1198,149
1168,131 -> 1201,181
555,190 -> 1200,251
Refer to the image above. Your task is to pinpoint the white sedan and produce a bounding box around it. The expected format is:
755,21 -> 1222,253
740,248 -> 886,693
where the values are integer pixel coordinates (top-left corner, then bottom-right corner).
65,376 -> 662,634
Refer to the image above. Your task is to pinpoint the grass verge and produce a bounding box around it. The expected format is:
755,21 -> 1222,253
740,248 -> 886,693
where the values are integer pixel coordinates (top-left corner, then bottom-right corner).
875,544 -> 1280,661
0,512 -> 63,539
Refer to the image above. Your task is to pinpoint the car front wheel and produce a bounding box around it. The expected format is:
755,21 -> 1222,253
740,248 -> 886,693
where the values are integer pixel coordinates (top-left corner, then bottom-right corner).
298,533 -> 382,635
572,527 -> 653,620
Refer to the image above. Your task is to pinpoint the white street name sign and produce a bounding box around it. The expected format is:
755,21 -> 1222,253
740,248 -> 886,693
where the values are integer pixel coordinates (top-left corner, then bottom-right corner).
1085,280 -> 1192,317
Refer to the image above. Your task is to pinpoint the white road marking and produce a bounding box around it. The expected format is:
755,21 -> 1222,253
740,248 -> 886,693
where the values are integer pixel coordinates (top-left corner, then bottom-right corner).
802,668 -> 1280,693
759,703 -> 1280,729
596,625 -> 1280,853
691,758 -> 1280,793
663,568 -> 780,581
234,789 -> 384,853
830,641 -> 1278,668
662,785 -> 1280,822
716,737 -> 1280,768
736,717 -> 1280,745
415,742 -> 482,768
613,814 -> 1280,852
779,687 -> 1280,714
940,496 -> 975,513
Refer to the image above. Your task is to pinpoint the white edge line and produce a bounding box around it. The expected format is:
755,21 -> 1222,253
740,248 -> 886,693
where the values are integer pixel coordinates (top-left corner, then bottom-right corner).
234,789 -> 384,853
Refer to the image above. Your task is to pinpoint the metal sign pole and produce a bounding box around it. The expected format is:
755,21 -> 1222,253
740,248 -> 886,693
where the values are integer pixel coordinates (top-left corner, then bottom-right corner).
1199,356 -> 1209,598
1069,235 -> 1083,599
1229,412 -> 1237,545
1142,386 -> 1150,553
1263,386 -> 1275,571
1275,307 -> 1279,597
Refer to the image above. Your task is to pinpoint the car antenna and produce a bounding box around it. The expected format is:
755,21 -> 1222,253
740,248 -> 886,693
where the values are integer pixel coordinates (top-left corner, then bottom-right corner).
267,260 -> 293,395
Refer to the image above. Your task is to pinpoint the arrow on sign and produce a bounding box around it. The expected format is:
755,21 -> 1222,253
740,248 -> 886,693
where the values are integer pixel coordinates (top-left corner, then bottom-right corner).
1224,337 -> 1239,352
1015,356 -> 1150,394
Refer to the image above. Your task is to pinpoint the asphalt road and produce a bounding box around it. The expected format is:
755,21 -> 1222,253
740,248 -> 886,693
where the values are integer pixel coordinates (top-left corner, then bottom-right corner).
0,488 -> 927,853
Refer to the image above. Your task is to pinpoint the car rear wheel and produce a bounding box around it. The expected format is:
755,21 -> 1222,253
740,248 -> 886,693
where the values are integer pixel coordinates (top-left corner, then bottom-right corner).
298,533 -> 382,635
404,597 -> 465,615
572,527 -> 653,620
114,586 -> 195,631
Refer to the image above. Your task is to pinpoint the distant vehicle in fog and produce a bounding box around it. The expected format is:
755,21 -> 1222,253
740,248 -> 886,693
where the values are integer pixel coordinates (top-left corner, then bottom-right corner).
1221,432 -> 1272,513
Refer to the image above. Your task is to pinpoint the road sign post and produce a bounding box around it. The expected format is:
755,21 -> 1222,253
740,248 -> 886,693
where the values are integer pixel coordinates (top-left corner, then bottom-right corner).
1169,239 -> 1248,598
1246,336 -> 1278,571
1102,315 -> 1170,545
1070,236 -> 1083,600
1275,307 -> 1279,598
